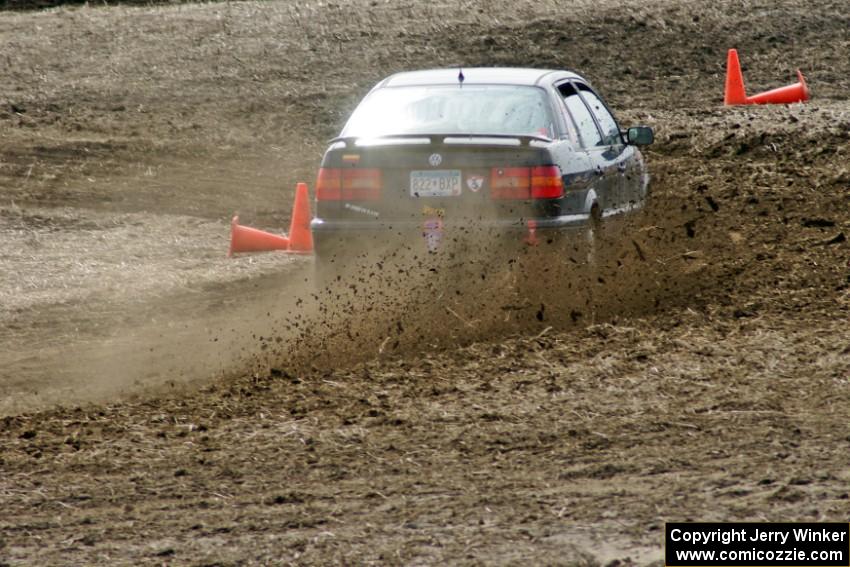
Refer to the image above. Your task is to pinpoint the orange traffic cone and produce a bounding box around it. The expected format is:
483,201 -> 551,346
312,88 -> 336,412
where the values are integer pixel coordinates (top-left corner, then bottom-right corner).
287,182 -> 314,254
524,219 -> 539,246
747,69 -> 809,105
724,49 -> 749,105
228,215 -> 290,257
724,48 -> 810,106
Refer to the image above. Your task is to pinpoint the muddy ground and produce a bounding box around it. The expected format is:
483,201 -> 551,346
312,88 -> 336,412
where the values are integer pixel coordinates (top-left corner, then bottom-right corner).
1,0 -> 849,564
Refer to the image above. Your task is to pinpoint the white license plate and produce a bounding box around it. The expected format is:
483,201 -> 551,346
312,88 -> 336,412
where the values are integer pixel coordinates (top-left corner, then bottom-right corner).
410,170 -> 462,197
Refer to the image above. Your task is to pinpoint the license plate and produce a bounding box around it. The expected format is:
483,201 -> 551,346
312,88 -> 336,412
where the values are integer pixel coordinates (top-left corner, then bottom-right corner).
410,170 -> 462,197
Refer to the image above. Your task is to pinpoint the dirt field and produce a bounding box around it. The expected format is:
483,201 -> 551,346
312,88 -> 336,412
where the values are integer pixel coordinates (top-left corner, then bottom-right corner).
1,0 -> 849,564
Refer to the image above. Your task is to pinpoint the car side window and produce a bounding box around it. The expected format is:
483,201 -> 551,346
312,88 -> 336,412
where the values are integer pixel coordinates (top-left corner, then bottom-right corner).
557,82 -> 602,148
577,85 -> 622,146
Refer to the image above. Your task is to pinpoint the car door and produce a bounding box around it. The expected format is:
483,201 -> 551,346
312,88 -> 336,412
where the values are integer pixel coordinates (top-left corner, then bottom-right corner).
574,83 -> 638,212
556,81 -> 617,214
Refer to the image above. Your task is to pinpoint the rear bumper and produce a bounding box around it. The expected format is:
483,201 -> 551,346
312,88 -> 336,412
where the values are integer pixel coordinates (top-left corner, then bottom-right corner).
310,213 -> 592,235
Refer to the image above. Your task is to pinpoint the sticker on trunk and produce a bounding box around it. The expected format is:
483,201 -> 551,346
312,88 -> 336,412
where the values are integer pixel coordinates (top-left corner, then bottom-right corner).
466,174 -> 485,192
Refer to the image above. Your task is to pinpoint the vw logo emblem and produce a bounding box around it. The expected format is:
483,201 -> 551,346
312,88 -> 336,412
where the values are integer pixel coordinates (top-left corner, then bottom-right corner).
429,153 -> 442,167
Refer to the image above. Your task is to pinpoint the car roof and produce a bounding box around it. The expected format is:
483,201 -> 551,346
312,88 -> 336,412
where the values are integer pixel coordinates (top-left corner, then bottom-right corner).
379,67 -> 583,88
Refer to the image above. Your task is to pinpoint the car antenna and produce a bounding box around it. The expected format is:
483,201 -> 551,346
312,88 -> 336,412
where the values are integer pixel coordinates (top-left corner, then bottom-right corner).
458,67 -> 465,88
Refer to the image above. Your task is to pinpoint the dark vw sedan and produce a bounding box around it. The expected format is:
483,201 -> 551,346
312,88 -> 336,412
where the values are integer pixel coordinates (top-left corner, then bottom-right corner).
311,67 -> 653,275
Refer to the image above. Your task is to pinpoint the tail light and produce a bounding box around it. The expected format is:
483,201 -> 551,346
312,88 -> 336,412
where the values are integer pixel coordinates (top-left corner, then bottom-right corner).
316,168 -> 341,201
531,166 -> 564,199
342,168 -> 382,200
316,168 -> 382,201
490,167 -> 531,199
490,166 -> 563,200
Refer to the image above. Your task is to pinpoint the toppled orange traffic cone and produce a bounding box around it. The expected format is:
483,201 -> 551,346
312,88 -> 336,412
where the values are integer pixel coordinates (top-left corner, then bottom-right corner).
287,182 -> 314,254
724,48 -> 810,106
524,219 -> 539,246
748,69 -> 809,105
228,215 -> 290,257
724,49 -> 749,105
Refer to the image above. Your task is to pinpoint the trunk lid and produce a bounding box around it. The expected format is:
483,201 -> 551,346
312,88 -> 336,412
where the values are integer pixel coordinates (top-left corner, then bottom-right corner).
316,135 -> 557,223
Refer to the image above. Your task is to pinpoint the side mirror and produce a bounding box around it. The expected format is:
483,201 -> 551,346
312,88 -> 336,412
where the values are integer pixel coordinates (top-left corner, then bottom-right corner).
626,126 -> 654,146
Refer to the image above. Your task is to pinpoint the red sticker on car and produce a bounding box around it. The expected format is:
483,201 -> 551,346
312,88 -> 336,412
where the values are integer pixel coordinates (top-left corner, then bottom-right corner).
422,218 -> 444,252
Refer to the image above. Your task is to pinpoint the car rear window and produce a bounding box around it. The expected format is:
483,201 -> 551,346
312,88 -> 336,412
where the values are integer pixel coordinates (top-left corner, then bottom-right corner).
341,85 -> 555,138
